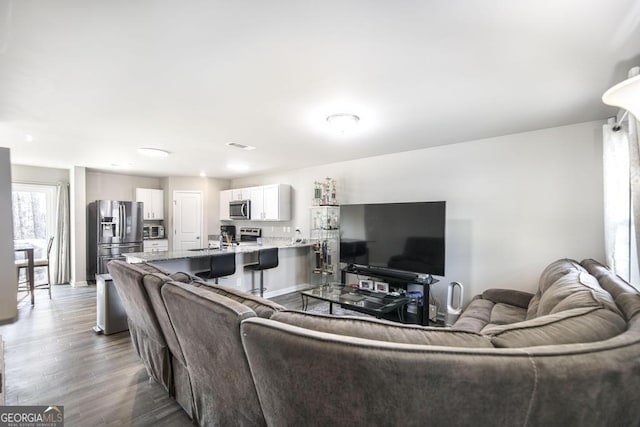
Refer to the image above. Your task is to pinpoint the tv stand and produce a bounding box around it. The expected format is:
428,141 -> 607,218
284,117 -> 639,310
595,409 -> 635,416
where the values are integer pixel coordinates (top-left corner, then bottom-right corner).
341,264 -> 439,325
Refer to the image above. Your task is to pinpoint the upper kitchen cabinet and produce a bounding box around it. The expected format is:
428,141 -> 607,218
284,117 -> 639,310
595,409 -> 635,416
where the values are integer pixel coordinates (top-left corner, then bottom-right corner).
231,188 -> 250,201
250,184 -> 291,221
219,189 -> 232,221
221,184 -> 291,221
135,188 -> 164,220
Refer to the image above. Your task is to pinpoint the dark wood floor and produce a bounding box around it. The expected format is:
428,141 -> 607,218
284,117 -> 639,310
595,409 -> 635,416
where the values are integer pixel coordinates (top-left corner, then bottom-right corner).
0,285 -> 311,426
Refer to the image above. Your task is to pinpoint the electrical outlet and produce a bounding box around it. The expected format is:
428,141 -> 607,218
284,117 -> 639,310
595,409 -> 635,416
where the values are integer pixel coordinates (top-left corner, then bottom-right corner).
429,304 -> 437,321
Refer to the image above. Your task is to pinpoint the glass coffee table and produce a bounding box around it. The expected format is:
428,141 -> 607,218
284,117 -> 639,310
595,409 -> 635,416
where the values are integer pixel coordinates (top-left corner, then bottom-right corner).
301,283 -> 413,321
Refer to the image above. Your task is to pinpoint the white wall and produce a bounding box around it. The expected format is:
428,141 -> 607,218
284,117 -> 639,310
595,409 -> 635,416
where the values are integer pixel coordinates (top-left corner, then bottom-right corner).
70,166 -> 87,285
86,170 -> 163,202
11,164 -> 69,184
163,176 -> 230,249
0,148 -> 18,322
231,120 -> 605,307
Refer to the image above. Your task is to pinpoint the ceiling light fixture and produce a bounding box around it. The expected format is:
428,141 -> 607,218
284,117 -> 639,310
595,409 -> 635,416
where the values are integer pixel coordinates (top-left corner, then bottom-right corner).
136,147 -> 170,158
25,134 -> 34,142
326,113 -> 360,133
199,171 -> 207,177
226,142 -> 256,151
603,73 -> 640,119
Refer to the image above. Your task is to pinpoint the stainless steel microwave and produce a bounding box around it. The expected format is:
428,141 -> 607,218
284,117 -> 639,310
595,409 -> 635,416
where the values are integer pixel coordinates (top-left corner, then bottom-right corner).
143,225 -> 165,239
229,199 -> 251,220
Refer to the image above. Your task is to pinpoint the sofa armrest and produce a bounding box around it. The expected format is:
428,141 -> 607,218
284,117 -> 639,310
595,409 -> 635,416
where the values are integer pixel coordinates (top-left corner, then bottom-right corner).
482,289 -> 534,309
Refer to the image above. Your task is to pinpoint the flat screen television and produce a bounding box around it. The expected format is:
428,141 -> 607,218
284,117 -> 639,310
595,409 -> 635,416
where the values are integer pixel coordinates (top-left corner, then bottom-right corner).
340,201 -> 446,281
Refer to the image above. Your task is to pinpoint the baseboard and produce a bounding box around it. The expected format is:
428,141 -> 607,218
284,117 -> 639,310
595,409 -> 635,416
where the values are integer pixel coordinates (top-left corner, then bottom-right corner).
71,280 -> 89,287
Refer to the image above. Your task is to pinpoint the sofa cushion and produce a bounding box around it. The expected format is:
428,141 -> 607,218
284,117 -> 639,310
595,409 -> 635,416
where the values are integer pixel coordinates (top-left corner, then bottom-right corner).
482,289 -> 533,308
538,258 -> 587,292
526,259 -> 586,319
581,259 -> 640,321
488,303 -> 527,326
482,307 -> 627,348
526,290 -> 541,320
271,310 -> 494,348
199,283 -> 285,318
451,298 -> 495,333
536,271 -> 622,318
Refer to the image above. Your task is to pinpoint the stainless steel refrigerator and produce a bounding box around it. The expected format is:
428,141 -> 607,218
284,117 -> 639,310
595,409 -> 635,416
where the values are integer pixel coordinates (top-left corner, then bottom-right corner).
87,200 -> 144,279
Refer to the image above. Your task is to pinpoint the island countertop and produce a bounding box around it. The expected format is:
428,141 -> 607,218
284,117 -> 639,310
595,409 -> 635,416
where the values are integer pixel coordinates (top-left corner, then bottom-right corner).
125,242 -> 310,263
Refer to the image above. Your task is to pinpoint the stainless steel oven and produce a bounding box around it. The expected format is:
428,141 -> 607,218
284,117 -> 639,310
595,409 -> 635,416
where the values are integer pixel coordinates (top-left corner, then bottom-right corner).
229,199 -> 251,220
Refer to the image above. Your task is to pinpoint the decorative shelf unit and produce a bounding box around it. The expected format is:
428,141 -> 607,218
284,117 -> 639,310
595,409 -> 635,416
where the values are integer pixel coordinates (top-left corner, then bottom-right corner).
310,205 -> 340,286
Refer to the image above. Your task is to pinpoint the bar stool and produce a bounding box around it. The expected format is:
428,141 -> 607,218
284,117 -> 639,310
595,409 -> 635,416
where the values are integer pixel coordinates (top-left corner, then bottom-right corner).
245,248 -> 278,297
195,252 -> 236,284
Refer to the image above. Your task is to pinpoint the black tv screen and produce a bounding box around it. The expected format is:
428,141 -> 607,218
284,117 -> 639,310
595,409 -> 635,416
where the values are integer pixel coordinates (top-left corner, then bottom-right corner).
340,201 -> 446,277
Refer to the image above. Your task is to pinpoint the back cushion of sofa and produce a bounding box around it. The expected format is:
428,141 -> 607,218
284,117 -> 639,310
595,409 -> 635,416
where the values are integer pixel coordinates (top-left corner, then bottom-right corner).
537,271 -> 622,317
538,258 -> 586,293
482,307 -> 627,348
527,259 -> 586,320
272,310 -> 495,348
199,283 -> 285,318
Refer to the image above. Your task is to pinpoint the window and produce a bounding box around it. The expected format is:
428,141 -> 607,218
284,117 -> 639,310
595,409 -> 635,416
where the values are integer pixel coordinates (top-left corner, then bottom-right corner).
12,183 -> 57,282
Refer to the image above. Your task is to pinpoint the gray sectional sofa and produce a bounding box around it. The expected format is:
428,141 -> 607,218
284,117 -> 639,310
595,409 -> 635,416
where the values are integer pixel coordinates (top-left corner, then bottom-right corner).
108,258 -> 640,426
108,260 -> 284,426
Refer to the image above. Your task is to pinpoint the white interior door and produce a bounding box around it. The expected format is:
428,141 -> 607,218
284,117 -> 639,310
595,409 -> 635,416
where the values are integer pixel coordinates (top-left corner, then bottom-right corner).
173,191 -> 203,250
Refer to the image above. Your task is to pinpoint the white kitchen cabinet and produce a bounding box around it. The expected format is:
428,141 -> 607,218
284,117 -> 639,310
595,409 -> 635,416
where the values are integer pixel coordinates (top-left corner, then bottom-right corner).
262,184 -> 282,220
249,186 -> 264,220
220,184 -> 291,221
219,189 -> 232,221
143,239 -> 169,253
249,184 -> 291,221
231,188 -> 250,200
135,188 -> 164,220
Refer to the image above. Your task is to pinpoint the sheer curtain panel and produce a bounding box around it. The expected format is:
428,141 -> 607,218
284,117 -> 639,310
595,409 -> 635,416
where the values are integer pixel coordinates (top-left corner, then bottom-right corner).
52,182 -> 70,285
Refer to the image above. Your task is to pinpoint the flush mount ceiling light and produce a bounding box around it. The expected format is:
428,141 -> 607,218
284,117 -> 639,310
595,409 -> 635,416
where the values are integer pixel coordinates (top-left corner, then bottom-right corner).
136,147 -> 170,158
326,113 -> 360,133
603,73 -> 640,119
137,147 -> 170,158
226,142 -> 256,151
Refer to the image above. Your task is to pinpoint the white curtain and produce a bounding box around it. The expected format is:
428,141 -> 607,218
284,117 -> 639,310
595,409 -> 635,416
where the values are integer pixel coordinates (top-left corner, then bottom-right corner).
603,121 -> 631,280
51,182 -> 70,284
628,112 -> 640,286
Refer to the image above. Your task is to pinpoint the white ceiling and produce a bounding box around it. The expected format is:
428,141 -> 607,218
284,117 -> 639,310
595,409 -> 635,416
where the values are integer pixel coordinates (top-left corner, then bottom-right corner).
1,1 -> 639,179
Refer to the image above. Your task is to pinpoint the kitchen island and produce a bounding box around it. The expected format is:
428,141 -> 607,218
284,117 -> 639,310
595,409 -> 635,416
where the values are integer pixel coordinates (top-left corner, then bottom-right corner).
124,243 -> 312,298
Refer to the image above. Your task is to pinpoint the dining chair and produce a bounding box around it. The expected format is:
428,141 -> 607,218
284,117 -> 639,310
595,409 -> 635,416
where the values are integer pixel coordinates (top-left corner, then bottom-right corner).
15,236 -> 54,299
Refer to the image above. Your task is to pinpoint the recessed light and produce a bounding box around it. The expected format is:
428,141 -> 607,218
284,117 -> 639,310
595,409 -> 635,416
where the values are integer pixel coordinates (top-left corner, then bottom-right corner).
137,147 -> 170,158
226,142 -> 256,151
199,171 -> 207,177
227,162 -> 249,172
326,113 -> 360,133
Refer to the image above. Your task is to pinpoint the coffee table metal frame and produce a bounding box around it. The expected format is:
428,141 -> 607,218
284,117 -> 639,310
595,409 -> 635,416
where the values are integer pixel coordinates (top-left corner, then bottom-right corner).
301,283 -> 413,321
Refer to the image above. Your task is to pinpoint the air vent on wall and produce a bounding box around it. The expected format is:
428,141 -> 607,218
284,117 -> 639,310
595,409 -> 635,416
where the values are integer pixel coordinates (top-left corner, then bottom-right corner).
226,142 -> 256,151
